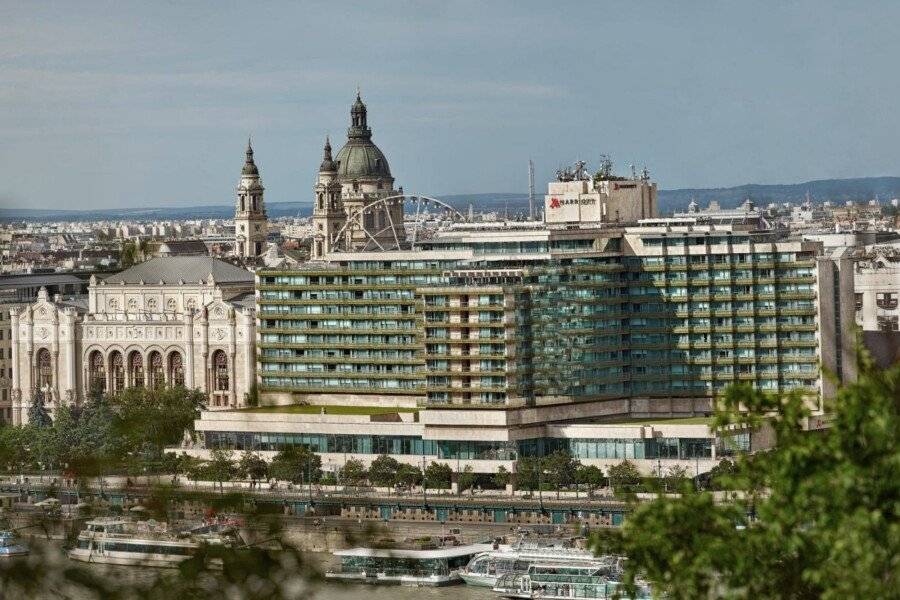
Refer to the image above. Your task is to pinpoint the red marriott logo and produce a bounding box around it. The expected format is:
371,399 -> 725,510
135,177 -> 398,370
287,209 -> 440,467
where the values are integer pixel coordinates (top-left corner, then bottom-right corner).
549,197 -> 561,208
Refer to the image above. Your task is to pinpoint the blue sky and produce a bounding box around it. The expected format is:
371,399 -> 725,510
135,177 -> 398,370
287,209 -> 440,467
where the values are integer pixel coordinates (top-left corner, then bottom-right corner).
1,1 -> 898,210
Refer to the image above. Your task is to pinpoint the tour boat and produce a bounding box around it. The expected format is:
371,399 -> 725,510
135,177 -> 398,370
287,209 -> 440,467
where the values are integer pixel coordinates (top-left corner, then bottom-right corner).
0,531 -> 29,558
326,543 -> 494,586
493,564 -> 652,599
68,518 -> 238,568
459,541 -> 622,587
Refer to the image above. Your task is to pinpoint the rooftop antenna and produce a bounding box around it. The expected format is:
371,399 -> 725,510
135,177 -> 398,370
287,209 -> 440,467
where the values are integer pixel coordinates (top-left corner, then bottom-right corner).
528,159 -> 535,220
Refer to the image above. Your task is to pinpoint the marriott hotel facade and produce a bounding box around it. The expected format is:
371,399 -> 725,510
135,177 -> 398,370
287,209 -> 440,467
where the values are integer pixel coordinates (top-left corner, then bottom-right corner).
192,218 -> 855,478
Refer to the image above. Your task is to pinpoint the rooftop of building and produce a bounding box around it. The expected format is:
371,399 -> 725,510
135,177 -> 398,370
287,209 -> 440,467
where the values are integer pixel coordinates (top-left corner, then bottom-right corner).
238,404 -> 418,416
102,256 -> 254,285
0,273 -> 87,290
594,416 -> 714,426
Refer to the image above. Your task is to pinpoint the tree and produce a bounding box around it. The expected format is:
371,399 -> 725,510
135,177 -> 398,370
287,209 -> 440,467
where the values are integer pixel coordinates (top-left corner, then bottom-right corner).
458,465 -> 476,495
575,465 -> 605,496
207,448 -> 237,492
664,465 -> 690,492
367,455 -> 400,488
269,446 -> 321,484
395,464 -> 423,489
542,450 -> 580,498
492,465 -> 511,490
704,458 -> 738,490
516,457 -> 542,492
238,452 -> 269,488
607,460 -> 642,493
111,386 -> 205,457
28,390 -> 52,429
338,458 -> 367,487
424,462 -> 452,489
119,240 -> 143,268
593,355 -> 900,600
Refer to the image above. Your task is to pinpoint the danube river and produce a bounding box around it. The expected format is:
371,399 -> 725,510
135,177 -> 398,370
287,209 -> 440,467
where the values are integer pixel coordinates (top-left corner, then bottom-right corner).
24,549 -> 496,599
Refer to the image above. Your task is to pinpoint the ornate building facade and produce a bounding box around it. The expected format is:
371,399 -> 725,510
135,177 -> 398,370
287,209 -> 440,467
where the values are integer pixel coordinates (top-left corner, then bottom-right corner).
9,257 -> 257,424
311,93 -> 404,258
234,140 -> 268,259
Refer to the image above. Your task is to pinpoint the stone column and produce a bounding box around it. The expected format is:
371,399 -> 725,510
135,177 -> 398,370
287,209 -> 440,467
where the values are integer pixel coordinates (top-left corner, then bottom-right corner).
229,317 -> 237,407
184,312 -> 195,389
243,312 -> 254,406
199,313 -> 208,393
65,312 -> 76,403
10,309 -> 21,425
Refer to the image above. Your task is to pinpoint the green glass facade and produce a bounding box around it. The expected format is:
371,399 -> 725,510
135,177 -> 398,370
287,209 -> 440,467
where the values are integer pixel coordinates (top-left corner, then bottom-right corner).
256,229 -> 824,406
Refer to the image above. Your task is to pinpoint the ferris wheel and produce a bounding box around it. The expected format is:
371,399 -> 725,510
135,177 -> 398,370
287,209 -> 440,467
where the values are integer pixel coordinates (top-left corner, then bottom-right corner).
329,194 -> 467,252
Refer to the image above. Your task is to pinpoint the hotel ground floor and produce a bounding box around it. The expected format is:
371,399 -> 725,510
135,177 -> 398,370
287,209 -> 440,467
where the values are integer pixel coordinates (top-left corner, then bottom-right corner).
184,397 -> 777,482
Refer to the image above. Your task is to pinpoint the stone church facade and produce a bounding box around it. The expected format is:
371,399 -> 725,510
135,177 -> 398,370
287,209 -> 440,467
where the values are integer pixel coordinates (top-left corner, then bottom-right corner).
9,256 -> 257,424
311,92 -> 404,258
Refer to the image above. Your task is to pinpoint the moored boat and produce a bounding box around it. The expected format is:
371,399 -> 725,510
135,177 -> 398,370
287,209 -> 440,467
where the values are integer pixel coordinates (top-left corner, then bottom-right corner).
68,517 -> 239,568
493,564 -> 652,599
0,531 -> 29,558
459,541 -> 623,587
326,543 -> 494,586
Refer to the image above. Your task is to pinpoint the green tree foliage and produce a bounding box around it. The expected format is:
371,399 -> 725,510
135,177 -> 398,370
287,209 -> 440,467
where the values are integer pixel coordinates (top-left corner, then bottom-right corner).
543,449 -> 580,497
703,458 -> 738,491
664,465 -> 690,492
458,465 -> 476,495
516,456 -> 542,491
269,446 -> 321,484
575,464 -> 605,495
238,452 -> 269,486
424,462 -> 452,489
207,449 -> 237,492
367,455 -> 400,487
338,458 -> 367,486
27,390 -> 52,429
607,460 -> 642,493
594,357 -> 900,600
395,463 -> 423,488
112,386 -> 205,456
119,239 -> 144,268
492,465 -> 511,489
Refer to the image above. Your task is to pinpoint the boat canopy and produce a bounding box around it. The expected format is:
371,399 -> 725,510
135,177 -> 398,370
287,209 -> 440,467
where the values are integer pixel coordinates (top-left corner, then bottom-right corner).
335,544 -> 493,559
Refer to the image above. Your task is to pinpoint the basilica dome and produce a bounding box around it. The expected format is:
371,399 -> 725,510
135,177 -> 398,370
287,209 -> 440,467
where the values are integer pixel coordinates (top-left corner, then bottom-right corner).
334,139 -> 392,180
333,92 -> 393,181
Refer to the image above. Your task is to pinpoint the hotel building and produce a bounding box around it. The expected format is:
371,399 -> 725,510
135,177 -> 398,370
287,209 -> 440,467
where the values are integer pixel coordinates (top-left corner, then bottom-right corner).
190,96 -> 856,479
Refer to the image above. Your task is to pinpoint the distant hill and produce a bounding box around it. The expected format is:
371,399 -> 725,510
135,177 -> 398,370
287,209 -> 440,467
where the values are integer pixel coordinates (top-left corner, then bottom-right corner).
2,177 -> 898,223
658,176 -> 900,214
0,202 -> 312,223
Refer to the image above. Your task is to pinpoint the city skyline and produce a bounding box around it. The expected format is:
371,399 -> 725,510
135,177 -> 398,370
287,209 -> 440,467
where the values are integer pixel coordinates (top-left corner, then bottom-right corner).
2,1 -> 900,210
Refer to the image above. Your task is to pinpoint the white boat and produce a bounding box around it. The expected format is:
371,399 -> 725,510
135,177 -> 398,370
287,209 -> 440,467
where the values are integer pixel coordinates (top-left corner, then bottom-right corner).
326,543 -> 494,586
493,564 -> 652,599
459,541 -> 622,587
0,531 -> 29,558
68,518 -> 238,568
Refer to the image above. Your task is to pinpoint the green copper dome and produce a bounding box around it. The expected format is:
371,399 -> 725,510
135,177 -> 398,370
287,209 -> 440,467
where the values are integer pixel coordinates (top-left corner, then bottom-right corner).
334,93 -> 392,181
334,139 -> 392,180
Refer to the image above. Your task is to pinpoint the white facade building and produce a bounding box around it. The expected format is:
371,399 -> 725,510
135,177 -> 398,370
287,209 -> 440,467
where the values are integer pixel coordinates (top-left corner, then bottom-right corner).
9,257 -> 257,424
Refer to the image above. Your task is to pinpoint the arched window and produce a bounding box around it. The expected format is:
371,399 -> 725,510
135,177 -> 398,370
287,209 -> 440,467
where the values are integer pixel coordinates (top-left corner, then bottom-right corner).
88,351 -> 106,395
36,348 -> 52,389
169,353 -> 185,387
110,352 -> 125,394
129,352 -> 144,388
213,350 -> 229,392
148,352 -> 164,388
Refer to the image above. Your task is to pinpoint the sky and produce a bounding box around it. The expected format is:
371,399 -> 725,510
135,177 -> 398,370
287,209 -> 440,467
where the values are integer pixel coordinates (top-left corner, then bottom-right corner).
1,1 -> 898,210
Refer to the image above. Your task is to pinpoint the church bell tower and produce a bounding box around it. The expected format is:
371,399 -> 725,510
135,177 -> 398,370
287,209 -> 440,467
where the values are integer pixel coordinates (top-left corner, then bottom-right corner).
234,140 -> 268,258
312,136 -> 345,259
